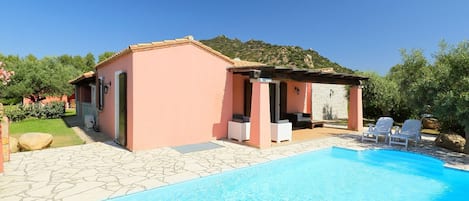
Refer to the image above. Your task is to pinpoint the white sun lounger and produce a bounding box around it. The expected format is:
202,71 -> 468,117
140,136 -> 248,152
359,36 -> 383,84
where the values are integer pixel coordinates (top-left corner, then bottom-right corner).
361,117 -> 394,143
389,119 -> 422,149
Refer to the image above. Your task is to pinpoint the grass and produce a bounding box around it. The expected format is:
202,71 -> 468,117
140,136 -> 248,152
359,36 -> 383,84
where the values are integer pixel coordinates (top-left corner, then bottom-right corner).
65,108 -> 76,116
9,117 -> 84,148
421,128 -> 440,135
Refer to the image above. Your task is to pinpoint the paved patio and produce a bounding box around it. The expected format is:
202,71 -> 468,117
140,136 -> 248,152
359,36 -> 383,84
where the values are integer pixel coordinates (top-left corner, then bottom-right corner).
0,131 -> 468,201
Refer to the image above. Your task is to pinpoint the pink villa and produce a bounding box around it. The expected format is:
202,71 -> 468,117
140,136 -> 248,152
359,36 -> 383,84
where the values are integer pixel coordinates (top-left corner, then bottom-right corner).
70,36 -> 367,151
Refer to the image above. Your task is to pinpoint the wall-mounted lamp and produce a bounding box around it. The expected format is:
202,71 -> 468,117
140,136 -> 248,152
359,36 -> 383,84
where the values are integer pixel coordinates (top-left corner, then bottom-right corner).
294,86 -> 300,95
104,81 -> 111,94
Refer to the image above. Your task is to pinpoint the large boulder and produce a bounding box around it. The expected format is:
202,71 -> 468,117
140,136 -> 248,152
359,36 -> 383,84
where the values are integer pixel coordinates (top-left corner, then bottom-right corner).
9,136 -> 19,153
18,133 -> 53,151
435,133 -> 466,153
422,117 -> 440,129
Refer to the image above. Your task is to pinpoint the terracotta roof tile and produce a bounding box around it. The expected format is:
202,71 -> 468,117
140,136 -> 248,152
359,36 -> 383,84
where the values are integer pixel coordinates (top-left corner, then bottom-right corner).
69,71 -> 95,84
231,59 -> 267,68
96,35 -> 235,69
317,67 -> 335,73
94,36 -> 266,69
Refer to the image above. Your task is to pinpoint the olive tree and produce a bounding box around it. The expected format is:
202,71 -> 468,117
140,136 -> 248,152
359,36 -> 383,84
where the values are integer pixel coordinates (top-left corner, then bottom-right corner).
387,49 -> 436,116
358,71 -> 399,119
1,57 -> 80,103
431,41 -> 469,152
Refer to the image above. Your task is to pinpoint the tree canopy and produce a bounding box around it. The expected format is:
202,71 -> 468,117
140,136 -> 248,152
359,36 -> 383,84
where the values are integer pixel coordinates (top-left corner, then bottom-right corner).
361,40 -> 469,151
431,41 -> 469,136
0,53 -> 98,103
98,52 -> 116,63
358,71 -> 399,119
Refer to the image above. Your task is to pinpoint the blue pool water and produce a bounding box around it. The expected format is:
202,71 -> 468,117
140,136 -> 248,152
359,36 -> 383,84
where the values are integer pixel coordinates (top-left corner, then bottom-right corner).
110,147 -> 469,201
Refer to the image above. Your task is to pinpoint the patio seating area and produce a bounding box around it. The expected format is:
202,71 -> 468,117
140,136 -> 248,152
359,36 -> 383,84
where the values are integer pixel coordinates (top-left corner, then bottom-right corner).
226,123 -> 358,146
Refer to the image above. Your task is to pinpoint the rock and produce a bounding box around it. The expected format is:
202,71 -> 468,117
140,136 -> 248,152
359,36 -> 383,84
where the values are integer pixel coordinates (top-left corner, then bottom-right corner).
18,133 -> 53,151
422,118 -> 440,129
9,137 -> 19,153
435,133 -> 466,153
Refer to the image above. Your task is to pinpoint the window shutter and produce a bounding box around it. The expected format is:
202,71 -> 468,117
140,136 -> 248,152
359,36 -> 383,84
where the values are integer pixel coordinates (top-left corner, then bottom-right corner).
98,77 -> 104,111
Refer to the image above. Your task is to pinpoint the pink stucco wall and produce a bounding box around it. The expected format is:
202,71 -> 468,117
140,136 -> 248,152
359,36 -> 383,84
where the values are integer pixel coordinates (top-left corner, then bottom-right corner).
232,74 -> 246,115
96,53 -> 134,148
348,85 -> 363,131
249,81 -> 271,148
231,79 -> 310,117
306,83 -> 312,114
129,44 -> 233,150
285,80 -> 309,113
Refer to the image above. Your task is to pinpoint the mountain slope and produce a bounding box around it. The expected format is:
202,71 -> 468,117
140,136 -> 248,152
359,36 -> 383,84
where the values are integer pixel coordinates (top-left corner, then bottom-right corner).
200,35 -> 353,74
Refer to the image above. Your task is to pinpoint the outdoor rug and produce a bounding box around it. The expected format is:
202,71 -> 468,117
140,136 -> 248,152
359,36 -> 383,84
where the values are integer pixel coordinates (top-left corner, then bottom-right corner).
172,142 -> 224,154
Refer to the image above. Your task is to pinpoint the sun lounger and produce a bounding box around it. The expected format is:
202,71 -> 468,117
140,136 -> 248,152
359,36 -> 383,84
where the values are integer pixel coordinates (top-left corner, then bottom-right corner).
389,119 -> 422,149
361,117 -> 394,143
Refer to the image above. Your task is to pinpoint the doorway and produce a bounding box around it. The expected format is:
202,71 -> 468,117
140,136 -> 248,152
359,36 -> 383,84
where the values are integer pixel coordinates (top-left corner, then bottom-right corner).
243,80 -> 286,122
244,79 -> 252,117
114,71 -> 127,146
280,82 -> 287,119
269,81 -> 286,123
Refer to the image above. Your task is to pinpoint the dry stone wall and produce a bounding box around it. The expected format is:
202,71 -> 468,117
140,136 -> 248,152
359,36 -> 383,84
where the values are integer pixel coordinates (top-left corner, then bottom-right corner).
311,83 -> 348,120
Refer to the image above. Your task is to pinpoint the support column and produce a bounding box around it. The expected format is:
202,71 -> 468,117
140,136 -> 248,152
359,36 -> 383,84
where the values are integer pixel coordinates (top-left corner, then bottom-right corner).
348,85 -> 363,131
306,83 -> 312,114
249,79 -> 271,148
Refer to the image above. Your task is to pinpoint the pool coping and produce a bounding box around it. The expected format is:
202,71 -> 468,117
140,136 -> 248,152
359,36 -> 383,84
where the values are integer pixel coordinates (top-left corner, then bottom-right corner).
333,145 -> 467,171
0,133 -> 467,200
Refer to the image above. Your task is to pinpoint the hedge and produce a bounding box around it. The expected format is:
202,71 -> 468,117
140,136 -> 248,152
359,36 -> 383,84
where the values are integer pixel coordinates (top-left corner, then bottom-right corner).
5,101 -> 65,122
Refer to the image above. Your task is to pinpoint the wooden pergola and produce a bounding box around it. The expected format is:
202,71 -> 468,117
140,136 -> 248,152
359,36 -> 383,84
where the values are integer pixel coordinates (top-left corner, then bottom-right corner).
228,65 -> 368,148
228,65 -> 368,85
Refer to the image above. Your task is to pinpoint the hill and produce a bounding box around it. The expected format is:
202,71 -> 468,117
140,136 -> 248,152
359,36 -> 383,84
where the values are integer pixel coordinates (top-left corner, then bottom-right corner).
200,35 -> 353,74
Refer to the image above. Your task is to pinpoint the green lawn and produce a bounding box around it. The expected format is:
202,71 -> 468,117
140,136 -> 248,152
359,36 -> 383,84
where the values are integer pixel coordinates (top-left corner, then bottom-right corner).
65,108 -> 76,116
9,117 -> 84,148
421,128 -> 440,135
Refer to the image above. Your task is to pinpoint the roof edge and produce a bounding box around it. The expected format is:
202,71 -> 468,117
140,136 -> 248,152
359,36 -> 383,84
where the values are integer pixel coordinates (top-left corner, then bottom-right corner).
95,48 -> 132,69
69,71 -> 96,84
228,66 -> 369,80
95,36 -> 235,69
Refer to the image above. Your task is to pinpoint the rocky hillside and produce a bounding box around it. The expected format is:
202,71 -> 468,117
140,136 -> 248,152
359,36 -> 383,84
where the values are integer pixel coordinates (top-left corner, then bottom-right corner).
201,35 -> 353,74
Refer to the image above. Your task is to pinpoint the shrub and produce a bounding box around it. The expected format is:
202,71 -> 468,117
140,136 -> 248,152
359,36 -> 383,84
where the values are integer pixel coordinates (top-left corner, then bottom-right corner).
4,105 -> 27,122
0,97 -> 23,105
24,103 -> 45,118
43,101 -> 65,119
4,101 -> 65,121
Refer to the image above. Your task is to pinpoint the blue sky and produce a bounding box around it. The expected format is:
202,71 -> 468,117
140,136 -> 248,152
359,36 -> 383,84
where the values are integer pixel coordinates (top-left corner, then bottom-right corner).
1,0 -> 468,75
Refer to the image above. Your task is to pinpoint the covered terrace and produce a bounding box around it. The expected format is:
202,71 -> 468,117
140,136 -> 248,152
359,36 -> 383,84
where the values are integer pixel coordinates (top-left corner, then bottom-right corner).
228,65 -> 368,148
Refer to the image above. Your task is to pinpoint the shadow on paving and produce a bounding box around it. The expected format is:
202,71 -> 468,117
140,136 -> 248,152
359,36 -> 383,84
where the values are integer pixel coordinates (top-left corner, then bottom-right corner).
62,115 -> 113,143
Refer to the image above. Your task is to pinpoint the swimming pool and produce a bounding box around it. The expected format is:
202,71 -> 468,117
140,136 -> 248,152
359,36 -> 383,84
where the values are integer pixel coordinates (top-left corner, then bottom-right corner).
109,147 -> 469,201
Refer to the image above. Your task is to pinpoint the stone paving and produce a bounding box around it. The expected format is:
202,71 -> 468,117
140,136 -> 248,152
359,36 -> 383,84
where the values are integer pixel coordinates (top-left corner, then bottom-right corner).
0,132 -> 468,201
62,116 -> 112,143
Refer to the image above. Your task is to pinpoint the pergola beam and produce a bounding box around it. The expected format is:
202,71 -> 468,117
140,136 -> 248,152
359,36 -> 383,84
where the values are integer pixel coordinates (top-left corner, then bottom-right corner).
229,66 -> 367,85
